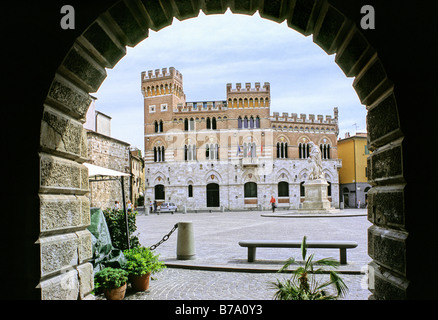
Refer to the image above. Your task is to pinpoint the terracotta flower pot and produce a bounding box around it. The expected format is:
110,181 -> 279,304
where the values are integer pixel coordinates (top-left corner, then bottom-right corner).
130,273 -> 151,292
104,283 -> 127,300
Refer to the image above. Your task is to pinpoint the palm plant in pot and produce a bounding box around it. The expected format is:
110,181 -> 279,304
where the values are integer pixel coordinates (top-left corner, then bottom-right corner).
123,246 -> 166,292
94,267 -> 129,300
271,236 -> 349,300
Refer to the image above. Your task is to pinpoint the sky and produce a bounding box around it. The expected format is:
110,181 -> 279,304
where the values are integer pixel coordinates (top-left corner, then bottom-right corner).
94,10 -> 367,152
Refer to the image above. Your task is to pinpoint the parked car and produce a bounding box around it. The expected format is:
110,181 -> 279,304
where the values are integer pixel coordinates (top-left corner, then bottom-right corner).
158,202 -> 177,214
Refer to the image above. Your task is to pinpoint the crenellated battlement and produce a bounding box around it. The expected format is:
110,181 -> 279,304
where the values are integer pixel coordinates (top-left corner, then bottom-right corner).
141,67 -> 183,82
226,82 -> 270,93
270,107 -> 339,125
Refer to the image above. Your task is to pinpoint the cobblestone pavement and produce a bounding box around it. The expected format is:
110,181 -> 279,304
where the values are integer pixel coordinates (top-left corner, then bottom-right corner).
115,268 -> 370,300
98,209 -> 372,300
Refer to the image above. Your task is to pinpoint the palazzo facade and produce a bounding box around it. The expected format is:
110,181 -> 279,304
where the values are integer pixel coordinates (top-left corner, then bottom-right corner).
143,67 -> 342,211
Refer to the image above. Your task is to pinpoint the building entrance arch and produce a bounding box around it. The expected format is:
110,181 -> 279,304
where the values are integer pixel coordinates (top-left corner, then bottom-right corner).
206,183 -> 220,207
6,0 -> 438,300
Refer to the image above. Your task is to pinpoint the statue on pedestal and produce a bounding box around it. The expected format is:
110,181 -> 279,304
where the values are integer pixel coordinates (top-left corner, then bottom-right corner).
308,141 -> 324,180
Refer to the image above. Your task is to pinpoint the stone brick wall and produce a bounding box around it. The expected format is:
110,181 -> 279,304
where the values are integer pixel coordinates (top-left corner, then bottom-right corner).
86,130 -> 131,210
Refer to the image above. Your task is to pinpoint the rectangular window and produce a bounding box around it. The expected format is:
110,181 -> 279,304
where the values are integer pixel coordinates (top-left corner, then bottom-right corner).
161,104 -> 168,112
149,105 -> 156,113
365,145 -> 370,155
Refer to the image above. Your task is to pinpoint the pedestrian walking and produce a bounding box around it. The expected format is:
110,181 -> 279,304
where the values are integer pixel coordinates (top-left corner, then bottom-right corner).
127,200 -> 132,212
270,196 -> 276,213
154,200 -> 158,215
114,200 -> 121,211
149,200 -> 153,215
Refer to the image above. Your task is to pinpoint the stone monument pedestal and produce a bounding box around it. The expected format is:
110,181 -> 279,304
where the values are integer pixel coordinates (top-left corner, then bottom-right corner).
302,178 -> 331,210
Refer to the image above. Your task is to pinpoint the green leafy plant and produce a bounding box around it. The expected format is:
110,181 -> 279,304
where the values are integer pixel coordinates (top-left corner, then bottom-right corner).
103,208 -> 140,250
272,236 -> 348,300
123,246 -> 166,276
94,267 -> 129,290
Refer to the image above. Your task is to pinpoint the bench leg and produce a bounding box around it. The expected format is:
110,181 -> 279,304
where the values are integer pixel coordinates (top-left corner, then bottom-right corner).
248,247 -> 256,262
339,248 -> 347,265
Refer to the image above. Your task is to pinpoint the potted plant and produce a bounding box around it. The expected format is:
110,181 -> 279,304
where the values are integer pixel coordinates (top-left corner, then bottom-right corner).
94,267 -> 129,300
271,236 -> 349,300
123,246 -> 166,291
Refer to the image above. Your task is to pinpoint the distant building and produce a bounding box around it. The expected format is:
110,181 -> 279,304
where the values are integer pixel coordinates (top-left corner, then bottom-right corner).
142,67 -> 342,211
84,98 -> 144,209
130,148 -> 145,206
337,132 -> 372,208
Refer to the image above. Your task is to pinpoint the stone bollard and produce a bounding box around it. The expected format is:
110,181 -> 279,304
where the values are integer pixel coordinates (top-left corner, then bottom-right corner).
176,222 -> 196,260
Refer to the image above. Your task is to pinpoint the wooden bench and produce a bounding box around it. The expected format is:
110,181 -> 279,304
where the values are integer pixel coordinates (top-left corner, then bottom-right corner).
238,240 -> 358,264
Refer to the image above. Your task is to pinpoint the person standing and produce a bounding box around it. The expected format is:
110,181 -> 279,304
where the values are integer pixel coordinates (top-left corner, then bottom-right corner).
270,196 -> 276,213
153,200 -> 158,215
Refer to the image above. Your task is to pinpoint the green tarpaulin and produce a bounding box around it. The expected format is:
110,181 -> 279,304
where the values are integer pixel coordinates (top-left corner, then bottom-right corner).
88,207 -> 126,272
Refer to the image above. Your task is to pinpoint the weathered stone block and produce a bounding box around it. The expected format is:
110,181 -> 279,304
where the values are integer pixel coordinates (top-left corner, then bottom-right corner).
368,225 -> 407,276
335,28 -> 373,77
107,0 -> 149,47
140,0 -> 173,31
287,0 -> 319,36
40,268 -> 79,300
353,58 -> 391,105
260,0 -> 289,23
83,20 -> 126,68
76,230 -> 93,263
39,233 -> 79,277
368,262 -> 408,300
368,144 -> 403,184
313,4 -> 346,54
46,74 -> 92,120
77,262 -> 94,299
60,44 -> 107,93
204,0 -> 228,14
40,106 -> 87,161
39,194 -> 90,234
367,93 -> 401,148
39,153 -> 89,194
367,186 -> 405,228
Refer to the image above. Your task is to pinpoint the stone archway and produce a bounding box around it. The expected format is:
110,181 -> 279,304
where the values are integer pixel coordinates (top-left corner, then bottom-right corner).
5,0 -> 438,300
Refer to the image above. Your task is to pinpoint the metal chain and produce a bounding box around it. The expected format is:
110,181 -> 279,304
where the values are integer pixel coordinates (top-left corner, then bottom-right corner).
149,223 -> 178,251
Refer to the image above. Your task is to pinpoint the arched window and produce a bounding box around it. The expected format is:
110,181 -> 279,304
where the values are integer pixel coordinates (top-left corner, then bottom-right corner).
327,181 -> 332,196
212,117 -> 217,129
238,116 -> 242,129
154,146 -> 165,162
244,182 -> 257,198
189,118 -> 194,131
184,118 -> 188,131
154,120 -> 158,133
249,116 -> 254,128
277,142 -> 288,158
206,117 -> 211,129
278,181 -> 289,197
184,145 -> 188,161
159,120 -> 163,132
256,116 -> 260,128
188,185 -> 193,198
319,144 -> 331,159
244,116 -> 248,128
